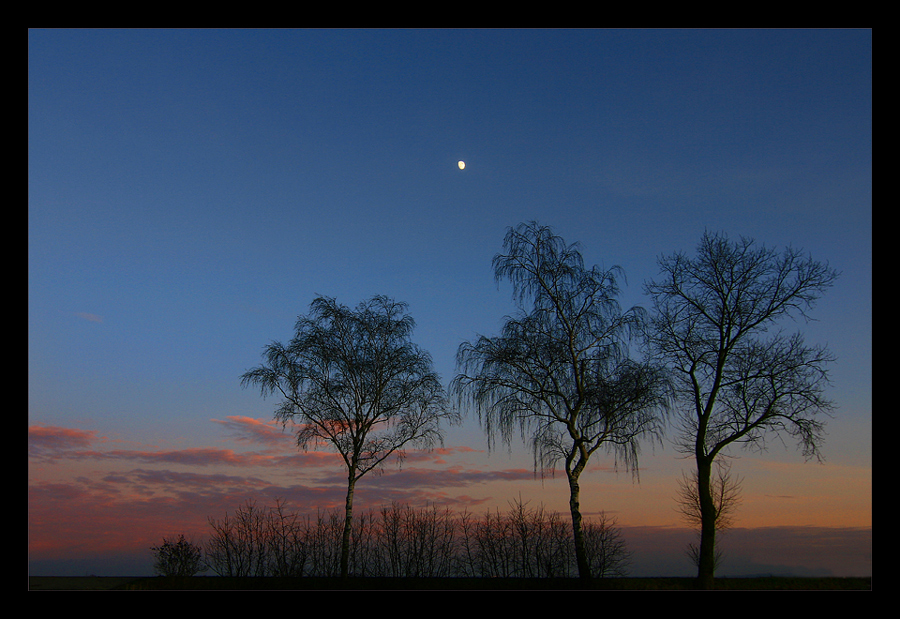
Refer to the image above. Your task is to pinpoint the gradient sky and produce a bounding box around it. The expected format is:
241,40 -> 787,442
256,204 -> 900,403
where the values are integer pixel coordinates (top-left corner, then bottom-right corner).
28,29 -> 871,578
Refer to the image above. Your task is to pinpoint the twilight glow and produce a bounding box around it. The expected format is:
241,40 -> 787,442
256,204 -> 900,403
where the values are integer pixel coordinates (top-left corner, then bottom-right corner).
29,28 -> 871,578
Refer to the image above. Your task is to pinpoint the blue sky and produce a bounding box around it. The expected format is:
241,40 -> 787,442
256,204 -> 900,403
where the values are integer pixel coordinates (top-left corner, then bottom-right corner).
28,29 -> 871,577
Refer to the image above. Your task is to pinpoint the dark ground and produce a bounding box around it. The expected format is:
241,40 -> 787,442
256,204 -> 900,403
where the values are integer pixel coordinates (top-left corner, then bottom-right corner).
29,576 -> 872,590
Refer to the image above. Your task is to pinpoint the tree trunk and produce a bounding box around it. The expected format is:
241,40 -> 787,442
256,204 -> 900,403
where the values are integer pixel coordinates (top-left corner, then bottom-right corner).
567,470 -> 592,580
341,475 -> 356,579
696,456 -> 717,589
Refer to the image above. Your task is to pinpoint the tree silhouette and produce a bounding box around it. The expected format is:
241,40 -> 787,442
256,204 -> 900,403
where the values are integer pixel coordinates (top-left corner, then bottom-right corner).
241,295 -> 457,578
150,534 -> 205,577
675,459 -> 743,571
453,222 -> 669,579
644,231 -> 838,589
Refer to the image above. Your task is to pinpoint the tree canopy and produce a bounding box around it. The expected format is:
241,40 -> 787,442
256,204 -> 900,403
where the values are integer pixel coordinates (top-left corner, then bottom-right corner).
241,294 -> 457,577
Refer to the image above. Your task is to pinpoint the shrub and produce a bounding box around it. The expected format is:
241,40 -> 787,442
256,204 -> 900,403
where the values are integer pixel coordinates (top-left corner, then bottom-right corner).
204,498 -> 631,578
151,534 -> 206,577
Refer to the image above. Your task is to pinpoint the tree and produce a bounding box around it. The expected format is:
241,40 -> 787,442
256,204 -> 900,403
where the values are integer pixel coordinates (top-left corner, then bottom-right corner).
675,459 -> 742,571
452,222 -> 669,579
241,295 -> 457,578
150,534 -> 205,577
644,231 -> 838,589
582,511 -> 633,578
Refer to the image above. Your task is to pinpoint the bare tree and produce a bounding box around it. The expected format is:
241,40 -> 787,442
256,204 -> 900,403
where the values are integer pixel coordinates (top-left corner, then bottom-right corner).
582,512 -> 633,578
150,534 -> 205,577
202,497 -> 632,578
645,231 -> 838,588
453,222 -> 669,579
449,496 -> 629,578
376,502 -> 457,577
263,498 -> 308,577
241,295 -> 458,578
204,499 -> 268,576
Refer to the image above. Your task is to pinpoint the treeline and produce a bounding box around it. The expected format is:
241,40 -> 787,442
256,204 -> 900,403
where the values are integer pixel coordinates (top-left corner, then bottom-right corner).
202,498 -> 630,578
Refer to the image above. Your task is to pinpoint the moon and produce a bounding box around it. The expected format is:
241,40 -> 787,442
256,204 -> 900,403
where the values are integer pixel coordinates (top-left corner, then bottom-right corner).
458,160 -> 465,170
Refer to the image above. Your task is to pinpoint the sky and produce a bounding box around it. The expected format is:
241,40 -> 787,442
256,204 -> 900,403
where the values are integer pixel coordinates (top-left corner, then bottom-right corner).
28,29 -> 871,578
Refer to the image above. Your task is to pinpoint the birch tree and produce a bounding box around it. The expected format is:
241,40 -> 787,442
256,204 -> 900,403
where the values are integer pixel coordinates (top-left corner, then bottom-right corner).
453,222 -> 669,579
241,295 -> 457,578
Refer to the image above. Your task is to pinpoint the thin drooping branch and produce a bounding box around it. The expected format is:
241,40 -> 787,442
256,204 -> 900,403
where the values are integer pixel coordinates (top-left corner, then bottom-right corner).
453,222 -> 670,579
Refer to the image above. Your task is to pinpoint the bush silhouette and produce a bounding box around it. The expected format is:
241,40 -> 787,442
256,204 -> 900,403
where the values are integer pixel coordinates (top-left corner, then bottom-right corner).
203,498 -> 630,578
151,534 -> 206,577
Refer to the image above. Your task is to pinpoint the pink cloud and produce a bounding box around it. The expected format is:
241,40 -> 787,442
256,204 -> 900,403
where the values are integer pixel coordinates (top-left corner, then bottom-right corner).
29,425 -> 102,460
29,471 -> 872,578
35,419 -> 745,576
28,420 -> 346,472
211,415 -> 297,447
397,445 -> 485,465
106,468 -> 273,495
95,447 -> 281,467
29,466 -> 374,564
370,465 -> 537,490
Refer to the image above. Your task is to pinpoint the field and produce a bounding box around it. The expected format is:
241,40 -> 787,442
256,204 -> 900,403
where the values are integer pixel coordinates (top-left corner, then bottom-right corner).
29,576 -> 872,591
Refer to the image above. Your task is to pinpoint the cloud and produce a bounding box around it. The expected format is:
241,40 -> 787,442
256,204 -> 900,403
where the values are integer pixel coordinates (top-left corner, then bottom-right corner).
29,481 -> 94,505
30,470 -> 873,578
31,419 -> 867,578
211,415 -> 297,447
618,525 -> 872,577
400,445 -> 484,465
62,445 -> 343,469
29,477 -> 224,562
107,468 -> 273,495
374,465 -> 537,489
28,433 -> 541,563
28,425 -> 102,459
28,421 -> 534,505
75,312 -> 103,323
95,447 -> 282,467
715,526 -> 872,577
27,420 -> 351,473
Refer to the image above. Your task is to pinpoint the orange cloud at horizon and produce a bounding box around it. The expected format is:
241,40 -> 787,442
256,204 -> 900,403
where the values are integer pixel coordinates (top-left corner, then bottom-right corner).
28,416 -> 871,577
